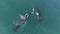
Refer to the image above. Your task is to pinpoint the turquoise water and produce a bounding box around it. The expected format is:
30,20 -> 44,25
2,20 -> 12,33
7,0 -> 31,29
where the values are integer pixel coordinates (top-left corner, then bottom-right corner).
0,0 -> 60,34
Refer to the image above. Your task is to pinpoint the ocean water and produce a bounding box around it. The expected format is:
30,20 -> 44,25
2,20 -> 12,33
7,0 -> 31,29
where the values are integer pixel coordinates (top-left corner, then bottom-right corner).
0,0 -> 60,34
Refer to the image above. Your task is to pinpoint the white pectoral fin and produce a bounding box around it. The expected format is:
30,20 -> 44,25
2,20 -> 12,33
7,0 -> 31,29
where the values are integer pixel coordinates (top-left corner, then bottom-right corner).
32,8 -> 35,14
19,14 -> 25,19
32,8 -> 35,12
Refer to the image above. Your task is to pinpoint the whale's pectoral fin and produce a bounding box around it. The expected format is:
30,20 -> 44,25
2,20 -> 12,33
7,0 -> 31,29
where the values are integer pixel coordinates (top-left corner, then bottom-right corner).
18,14 -> 25,19
32,8 -> 35,12
32,8 -> 35,15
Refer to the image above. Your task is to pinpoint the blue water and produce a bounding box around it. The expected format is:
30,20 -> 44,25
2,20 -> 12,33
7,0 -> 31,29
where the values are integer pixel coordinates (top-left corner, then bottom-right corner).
0,0 -> 60,34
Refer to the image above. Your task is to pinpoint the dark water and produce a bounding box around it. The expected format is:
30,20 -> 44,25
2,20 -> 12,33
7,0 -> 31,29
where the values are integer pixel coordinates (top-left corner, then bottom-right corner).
0,0 -> 60,34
